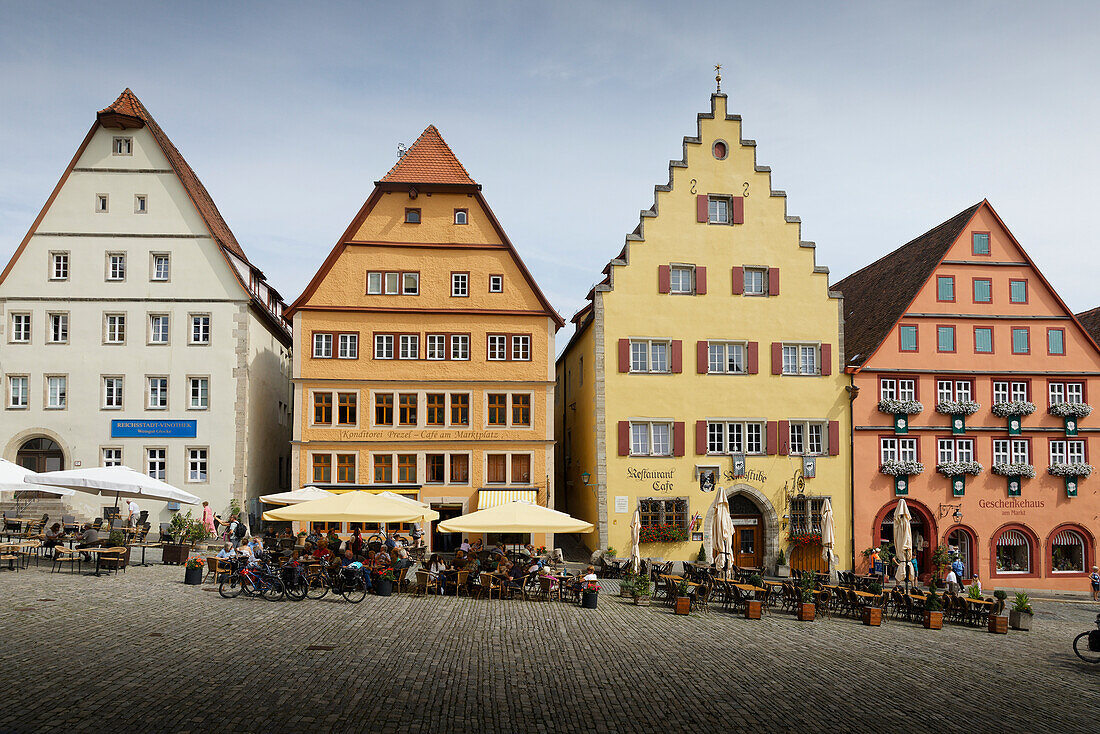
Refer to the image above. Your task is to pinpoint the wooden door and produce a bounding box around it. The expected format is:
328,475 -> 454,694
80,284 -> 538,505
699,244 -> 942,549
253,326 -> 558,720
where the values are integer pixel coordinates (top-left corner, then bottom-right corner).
732,516 -> 762,569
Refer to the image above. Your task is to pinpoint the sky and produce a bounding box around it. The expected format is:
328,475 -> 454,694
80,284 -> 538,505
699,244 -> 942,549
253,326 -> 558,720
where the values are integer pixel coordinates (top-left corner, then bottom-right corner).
1,1 -> 1098,352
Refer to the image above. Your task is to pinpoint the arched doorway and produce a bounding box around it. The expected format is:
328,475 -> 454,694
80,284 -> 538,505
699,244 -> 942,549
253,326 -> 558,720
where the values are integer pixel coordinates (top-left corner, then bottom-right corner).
728,493 -> 763,569
875,500 -> 937,583
15,437 -> 65,499
944,524 -> 977,581
702,485 -> 780,571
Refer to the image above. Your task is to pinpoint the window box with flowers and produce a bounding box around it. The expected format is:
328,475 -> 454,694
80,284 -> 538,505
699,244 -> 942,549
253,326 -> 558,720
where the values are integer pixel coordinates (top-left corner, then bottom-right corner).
789,531 -> 821,547
878,399 -> 923,435
881,459 -> 923,496
1048,462 -> 1093,498
1049,402 -> 1092,436
639,525 -> 689,543
992,401 -> 1036,435
936,400 -> 981,434
992,462 -> 1035,497
936,461 -> 982,497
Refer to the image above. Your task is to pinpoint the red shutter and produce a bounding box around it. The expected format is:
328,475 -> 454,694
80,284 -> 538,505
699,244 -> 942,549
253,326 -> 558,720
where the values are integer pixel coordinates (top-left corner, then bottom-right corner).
828,420 -> 840,456
618,421 -> 630,456
731,196 -> 745,224
697,341 -> 709,374
766,421 -> 778,455
673,422 -> 685,457
731,267 -> 744,295
618,339 -> 630,373
771,342 -> 783,375
657,265 -> 671,294
695,266 -> 707,295
696,420 -> 707,455
696,195 -> 709,223
747,342 -> 759,374
768,267 -> 780,296
670,340 -> 682,373
777,420 -> 790,456
820,343 -> 832,376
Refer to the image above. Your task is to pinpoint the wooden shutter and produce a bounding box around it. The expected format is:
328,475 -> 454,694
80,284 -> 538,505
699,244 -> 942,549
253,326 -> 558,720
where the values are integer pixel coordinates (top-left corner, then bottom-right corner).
828,420 -> 840,456
731,196 -> 745,224
731,267 -> 744,295
695,266 -> 707,295
765,421 -> 778,455
768,267 -> 780,296
771,342 -> 783,375
696,420 -> 707,455
746,341 -> 759,374
777,420 -> 790,456
618,421 -> 630,456
673,422 -> 685,457
657,265 -> 671,294
618,339 -> 630,372
696,195 -> 709,223
820,343 -> 832,376
670,340 -> 682,373
697,341 -> 709,374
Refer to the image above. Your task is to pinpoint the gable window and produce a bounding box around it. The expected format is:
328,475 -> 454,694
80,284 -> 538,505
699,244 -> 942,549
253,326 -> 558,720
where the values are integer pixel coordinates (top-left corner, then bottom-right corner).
112,137 -> 132,155
367,272 -> 382,294
1009,280 -> 1027,303
511,335 -> 531,361
788,421 -> 825,456
95,195 -> 109,213
374,393 -> 394,425
487,335 -> 507,361
973,278 -> 992,303
399,334 -> 419,360
706,421 -> 764,455
781,343 -> 818,375
880,437 -> 918,463
454,209 -> 468,225
383,272 -> 399,295
972,232 -> 990,255
401,272 -> 419,295
147,376 -> 168,410
426,334 -> 446,360
51,252 -> 69,280
1047,328 -> 1065,356
151,254 -> 170,281
451,272 -> 469,297
450,334 -> 470,360
107,253 -> 126,281
313,393 -> 332,424
630,421 -> 672,456
899,325 -> 918,352
631,339 -> 671,373
936,276 -> 955,302
708,196 -> 730,224
937,379 -> 972,403
974,327 -> 993,354
313,333 -> 333,358
880,378 -> 916,401
1048,381 -> 1084,406
337,333 -> 358,359
489,274 -> 503,293
48,313 -> 69,344
134,194 -> 147,214
404,208 -> 421,223
374,334 -> 394,359
708,342 -> 745,374
669,266 -> 694,294
189,377 -> 209,410
11,313 -> 30,343
190,315 -> 210,345
743,268 -> 767,296
1011,327 -> 1029,354
993,381 -> 1028,403
937,325 -> 955,353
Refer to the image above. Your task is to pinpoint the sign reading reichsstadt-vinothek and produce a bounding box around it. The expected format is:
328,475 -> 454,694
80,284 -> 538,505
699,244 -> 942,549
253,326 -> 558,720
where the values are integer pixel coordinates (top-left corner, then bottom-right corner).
111,420 -> 197,438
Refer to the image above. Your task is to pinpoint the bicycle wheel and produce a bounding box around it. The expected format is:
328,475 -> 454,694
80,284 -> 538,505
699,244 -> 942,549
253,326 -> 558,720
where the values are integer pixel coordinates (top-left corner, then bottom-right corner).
341,575 -> 367,604
1073,632 -> 1100,663
305,571 -> 329,600
240,573 -> 258,597
262,577 -> 285,601
284,573 -> 308,601
219,573 -> 242,599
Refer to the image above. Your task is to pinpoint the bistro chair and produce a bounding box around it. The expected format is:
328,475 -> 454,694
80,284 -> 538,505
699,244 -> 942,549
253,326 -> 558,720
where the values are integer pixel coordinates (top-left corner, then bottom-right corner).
413,570 -> 439,597
51,546 -> 81,574
478,572 -> 504,600
537,575 -> 561,602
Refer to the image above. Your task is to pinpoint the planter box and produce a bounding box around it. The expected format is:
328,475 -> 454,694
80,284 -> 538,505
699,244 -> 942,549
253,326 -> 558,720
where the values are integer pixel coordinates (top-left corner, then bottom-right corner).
923,610 -> 943,630
161,544 -> 189,566
634,595 -> 651,607
989,615 -> 1008,634
184,566 -> 203,585
581,591 -> 599,609
375,579 -> 393,597
862,607 -> 882,626
744,600 -> 762,619
797,603 -> 815,621
1009,610 -> 1033,631
620,587 -> 633,598
674,596 -> 691,615
775,564 -> 791,578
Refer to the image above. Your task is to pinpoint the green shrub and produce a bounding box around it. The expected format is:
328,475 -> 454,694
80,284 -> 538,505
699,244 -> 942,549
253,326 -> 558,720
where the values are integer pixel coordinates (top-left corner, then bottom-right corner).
696,544 -> 707,562
967,584 -> 982,600
776,548 -> 786,565
606,546 -> 617,557
1012,591 -> 1032,614
993,589 -> 1007,601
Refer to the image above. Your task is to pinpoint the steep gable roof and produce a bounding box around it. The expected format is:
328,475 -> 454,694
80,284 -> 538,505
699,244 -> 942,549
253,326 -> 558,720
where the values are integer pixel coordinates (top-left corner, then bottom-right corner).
379,125 -> 477,186
832,202 -> 982,368
1075,307 -> 1100,345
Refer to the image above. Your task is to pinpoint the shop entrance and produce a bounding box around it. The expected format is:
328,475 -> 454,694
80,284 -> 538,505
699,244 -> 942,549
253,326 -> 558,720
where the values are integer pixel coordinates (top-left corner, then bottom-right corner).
878,501 -> 936,583
431,504 -> 463,553
728,494 -> 763,570
947,528 -> 973,580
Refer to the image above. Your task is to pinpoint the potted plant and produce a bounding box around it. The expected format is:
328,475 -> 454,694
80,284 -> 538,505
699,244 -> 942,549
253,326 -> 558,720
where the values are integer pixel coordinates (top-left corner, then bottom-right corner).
775,548 -> 790,578
1009,592 -> 1033,631
967,584 -> 983,600
797,574 -> 816,621
923,589 -> 944,629
674,579 -> 691,615
744,574 -> 765,619
581,579 -> 600,609
862,581 -> 884,626
989,590 -> 1009,634
375,567 -> 395,597
696,544 -> 706,563
184,557 -> 205,585
620,571 -> 635,598
162,511 -> 194,565
632,577 -> 652,607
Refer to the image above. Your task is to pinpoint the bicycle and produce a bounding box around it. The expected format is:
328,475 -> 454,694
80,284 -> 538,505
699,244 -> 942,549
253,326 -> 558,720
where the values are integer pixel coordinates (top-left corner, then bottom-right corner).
219,556 -> 284,601
281,559 -> 309,601
303,560 -> 368,603
1072,613 -> 1100,663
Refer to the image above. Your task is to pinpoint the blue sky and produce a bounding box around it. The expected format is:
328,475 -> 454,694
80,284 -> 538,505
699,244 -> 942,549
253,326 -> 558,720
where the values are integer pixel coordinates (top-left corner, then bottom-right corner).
2,1 -> 1098,349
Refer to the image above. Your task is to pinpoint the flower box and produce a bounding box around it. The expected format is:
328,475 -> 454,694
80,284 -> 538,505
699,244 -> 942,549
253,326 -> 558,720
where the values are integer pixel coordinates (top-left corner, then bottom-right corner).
878,399 -> 923,415
923,610 -> 943,630
991,401 -> 1037,418
936,400 -> 981,416
1049,402 -> 1092,419
674,596 -> 691,615
991,463 -> 1036,478
797,603 -> 815,621
936,461 -> 982,477
638,524 -> 689,543
789,532 -> 822,547
1048,463 -> 1093,478
634,595 -> 651,607
581,590 -> 599,609
862,607 -> 882,626
880,460 -> 924,477
744,600 -> 762,619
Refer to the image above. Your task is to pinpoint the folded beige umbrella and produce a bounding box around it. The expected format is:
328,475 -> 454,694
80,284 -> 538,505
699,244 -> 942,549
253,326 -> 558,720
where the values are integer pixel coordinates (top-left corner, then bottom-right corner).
821,498 -> 839,583
263,491 -> 439,523
437,501 -> 592,534
711,489 -> 733,576
893,499 -> 914,589
628,508 -> 642,574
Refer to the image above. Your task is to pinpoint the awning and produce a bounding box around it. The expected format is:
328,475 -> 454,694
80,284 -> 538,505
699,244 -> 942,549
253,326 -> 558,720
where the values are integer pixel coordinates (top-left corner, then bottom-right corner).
1053,530 -> 1083,546
997,529 -> 1027,547
477,489 -> 537,510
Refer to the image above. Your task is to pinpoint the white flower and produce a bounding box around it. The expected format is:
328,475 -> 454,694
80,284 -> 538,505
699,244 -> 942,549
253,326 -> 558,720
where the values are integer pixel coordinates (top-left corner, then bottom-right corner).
1049,402 -> 1092,418
1048,463 -> 1093,477
991,401 -> 1037,418
991,463 -> 1036,478
936,400 -> 981,416
878,398 -> 924,416
880,459 -> 924,476
936,461 -> 983,477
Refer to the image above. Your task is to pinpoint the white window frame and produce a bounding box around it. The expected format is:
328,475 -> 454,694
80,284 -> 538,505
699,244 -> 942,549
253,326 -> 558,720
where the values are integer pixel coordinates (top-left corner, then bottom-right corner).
188,377 -> 209,410
450,334 -> 470,361
707,421 -> 764,455
451,272 -> 469,297
399,334 -> 419,360
367,272 -> 383,295
708,195 -> 730,224
669,265 -> 694,295
187,448 -> 209,483
147,376 -> 169,410
708,341 -> 746,374
489,274 -> 503,293
151,253 -> 170,281
1049,381 -> 1084,405
384,272 -> 400,295
112,136 -> 132,155
313,333 -> 333,359
993,439 -> 1030,465
426,334 -> 446,360
106,252 -> 126,281
402,272 -> 419,295
47,313 -> 69,344
374,334 -> 394,360
10,313 -> 30,343
743,268 -> 767,296
788,421 -> 826,456
8,375 -> 29,409
148,314 -> 170,345
101,447 -> 122,467
1050,440 -> 1085,466
487,335 -> 507,361
46,375 -> 67,410
630,421 -> 672,457
190,314 -> 211,345
937,438 -> 975,464
937,379 -> 973,403
881,437 -> 917,463
103,376 -> 124,410
146,448 -> 166,480
511,335 -> 531,361
993,380 -> 1028,403
337,333 -> 358,359
781,343 -> 819,376
134,194 -> 147,214
454,209 -> 468,225
631,339 -> 671,374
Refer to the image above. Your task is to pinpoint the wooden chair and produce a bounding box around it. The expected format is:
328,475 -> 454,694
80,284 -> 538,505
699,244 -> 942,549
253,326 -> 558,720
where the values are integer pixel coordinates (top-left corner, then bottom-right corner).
479,572 -> 504,600
52,546 -> 82,574
413,569 -> 441,596
100,547 -> 128,575
1,546 -> 21,571
693,582 -> 711,615
392,566 -> 410,594
452,570 -> 470,597
538,575 -> 561,602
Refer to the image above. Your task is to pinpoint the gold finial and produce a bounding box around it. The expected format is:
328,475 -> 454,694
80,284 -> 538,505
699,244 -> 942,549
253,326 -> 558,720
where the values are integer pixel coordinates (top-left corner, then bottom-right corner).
714,64 -> 722,93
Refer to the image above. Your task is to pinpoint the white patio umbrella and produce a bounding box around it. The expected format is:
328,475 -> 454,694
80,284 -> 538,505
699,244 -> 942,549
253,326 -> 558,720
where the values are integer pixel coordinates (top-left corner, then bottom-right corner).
893,499 -> 914,591
26,465 -> 201,506
628,508 -> 642,575
437,501 -> 592,534
377,491 -> 431,509
711,489 -> 733,577
259,486 -> 334,505
821,498 -> 839,584
0,458 -> 74,496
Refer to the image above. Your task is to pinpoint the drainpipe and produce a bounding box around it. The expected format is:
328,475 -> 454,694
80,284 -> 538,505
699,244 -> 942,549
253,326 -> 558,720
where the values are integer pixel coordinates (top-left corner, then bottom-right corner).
846,375 -> 859,573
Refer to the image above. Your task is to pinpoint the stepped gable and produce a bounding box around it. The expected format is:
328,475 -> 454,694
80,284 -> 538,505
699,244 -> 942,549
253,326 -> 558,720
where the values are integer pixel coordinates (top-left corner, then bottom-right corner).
379,125 -> 478,186
832,202 -> 982,368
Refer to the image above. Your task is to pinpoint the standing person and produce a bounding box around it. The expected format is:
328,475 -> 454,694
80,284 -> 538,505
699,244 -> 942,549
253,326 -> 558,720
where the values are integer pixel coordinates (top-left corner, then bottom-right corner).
1090,566 -> 1100,602
126,499 -> 140,527
201,501 -> 216,538
951,555 -> 965,585
351,527 -> 364,557
229,515 -> 246,549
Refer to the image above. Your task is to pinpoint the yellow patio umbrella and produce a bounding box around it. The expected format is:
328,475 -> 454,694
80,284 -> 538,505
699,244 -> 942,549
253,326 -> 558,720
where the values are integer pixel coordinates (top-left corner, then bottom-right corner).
437,501 -> 592,534
262,491 -> 439,523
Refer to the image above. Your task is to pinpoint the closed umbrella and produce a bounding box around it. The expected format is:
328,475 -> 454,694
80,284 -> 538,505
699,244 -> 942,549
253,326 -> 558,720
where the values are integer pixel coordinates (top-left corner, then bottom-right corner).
711,489 -> 733,577
262,491 -> 439,524
821,498 -> 839,584
259,486 -> 334,505
893,499 -> 914,592
0,458 -> 74,496
628,508 -> 641,575
26,465 -> 200,505
437,501 -> 592,534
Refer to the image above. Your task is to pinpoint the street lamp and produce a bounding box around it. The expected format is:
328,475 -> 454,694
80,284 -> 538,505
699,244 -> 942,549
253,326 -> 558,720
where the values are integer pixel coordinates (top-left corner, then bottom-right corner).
953,508 -> 963,524
580,471 -> 591,486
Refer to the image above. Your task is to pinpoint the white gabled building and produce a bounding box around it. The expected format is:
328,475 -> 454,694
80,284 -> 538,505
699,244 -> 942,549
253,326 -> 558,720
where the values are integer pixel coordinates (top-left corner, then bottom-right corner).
0,89 -> 292,527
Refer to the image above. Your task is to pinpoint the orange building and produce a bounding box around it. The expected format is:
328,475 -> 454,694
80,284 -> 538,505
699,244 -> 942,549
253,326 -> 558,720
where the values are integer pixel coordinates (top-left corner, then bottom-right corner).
286,126 -> 563,551
837,201 -> 1099,592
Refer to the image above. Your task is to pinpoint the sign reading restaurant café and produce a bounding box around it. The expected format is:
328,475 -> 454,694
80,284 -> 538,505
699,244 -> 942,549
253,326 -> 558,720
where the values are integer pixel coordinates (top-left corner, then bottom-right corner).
626,466 -> 766,492
111,420 -> 197,438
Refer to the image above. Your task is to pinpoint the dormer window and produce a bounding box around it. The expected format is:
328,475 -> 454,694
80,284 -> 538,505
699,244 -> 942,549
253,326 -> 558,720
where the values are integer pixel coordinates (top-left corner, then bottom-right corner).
405,208 -> 421,224
113,137 -> 132,155
454,209 -> 468,225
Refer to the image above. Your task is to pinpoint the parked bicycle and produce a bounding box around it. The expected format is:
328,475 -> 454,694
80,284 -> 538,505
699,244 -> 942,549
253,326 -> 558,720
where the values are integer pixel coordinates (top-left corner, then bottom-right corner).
218,555 -> 284,601
1073,613 -> 1100,663
302,559 -> 368,603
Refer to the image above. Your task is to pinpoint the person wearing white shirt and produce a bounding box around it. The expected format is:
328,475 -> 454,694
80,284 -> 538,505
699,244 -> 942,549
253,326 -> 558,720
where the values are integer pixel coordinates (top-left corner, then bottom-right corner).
126,499 -> 140,526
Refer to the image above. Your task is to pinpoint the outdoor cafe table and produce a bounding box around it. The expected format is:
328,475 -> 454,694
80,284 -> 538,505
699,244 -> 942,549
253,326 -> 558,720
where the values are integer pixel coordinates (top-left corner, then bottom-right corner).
80,547 -> 113,577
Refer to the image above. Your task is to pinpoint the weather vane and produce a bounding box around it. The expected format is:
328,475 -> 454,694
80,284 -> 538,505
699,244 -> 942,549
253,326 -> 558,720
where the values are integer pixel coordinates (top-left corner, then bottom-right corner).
714,64 -> 722,93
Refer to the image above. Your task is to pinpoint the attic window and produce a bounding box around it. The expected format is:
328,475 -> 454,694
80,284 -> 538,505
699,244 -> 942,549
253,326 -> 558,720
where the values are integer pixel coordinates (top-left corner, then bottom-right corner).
489,275 -> 503,293
113,137 -> 132,155
95,194 -> 109,213
405,208 -> 421,224
454,209 -> 468,225
712,140 -> 728,160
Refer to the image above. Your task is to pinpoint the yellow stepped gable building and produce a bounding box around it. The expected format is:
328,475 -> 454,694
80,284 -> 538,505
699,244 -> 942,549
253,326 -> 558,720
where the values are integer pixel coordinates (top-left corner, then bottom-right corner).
287,126 -> 563,552
556,91 -> 852,571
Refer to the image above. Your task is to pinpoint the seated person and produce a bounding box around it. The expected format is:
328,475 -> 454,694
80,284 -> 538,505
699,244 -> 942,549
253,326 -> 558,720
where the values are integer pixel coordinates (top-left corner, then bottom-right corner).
278,527 -> 293,539
216,541 -> 236,559
43,523 -> 64,556
374,548 -> 392,568
326,530 -> 342,553
495,556 -> 512,575
340,549 -> 372,590
459,538 -> 471,553
470,538 -> 483,553
248,537 -> 264,559
582,565 -> 598,582
263,526 -> 277,541
305,529 -> 321,545
427,553 -> 447,577
76,524 -> 100,561
392,546 -> 415,571
312,540 -> 332,561
237,540 -> 257,564
364,549 -> 376,567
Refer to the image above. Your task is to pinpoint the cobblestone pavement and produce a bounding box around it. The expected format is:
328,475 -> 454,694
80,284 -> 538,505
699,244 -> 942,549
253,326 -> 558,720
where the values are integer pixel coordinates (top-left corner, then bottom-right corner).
0,558 -> 1096,734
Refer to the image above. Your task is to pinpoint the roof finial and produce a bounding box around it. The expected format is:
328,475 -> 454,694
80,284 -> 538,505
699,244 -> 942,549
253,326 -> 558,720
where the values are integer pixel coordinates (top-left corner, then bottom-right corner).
714,64 -> 722,93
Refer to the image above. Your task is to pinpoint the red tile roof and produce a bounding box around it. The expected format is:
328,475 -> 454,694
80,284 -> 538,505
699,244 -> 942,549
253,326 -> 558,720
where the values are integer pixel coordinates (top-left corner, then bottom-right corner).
1075,306 -> 1100,345
380,125 -> 477,186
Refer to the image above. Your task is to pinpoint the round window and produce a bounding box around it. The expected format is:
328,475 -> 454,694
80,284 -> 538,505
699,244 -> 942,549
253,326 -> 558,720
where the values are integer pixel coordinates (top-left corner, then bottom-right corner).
712,140 -> 728,159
